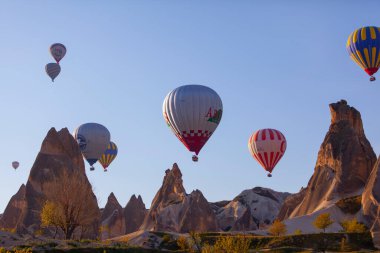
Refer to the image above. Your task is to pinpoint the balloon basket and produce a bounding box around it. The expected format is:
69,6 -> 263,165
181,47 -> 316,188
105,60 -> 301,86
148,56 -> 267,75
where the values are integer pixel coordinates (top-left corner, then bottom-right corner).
267,173 -> 272,177
90,166 -> 95,171
370,76 -> 376,81
104,169 -> 108,172
192,155 -> 199,162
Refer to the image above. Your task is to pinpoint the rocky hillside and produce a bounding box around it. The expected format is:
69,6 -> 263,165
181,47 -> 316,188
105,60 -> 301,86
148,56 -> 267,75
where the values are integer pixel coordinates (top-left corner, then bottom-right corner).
362,156 -> 380,248
0,184 -> 26,230
285,100 -> 376,218
1,128 -> 101,238
140,163 -> 218,232
100,193 -> 147,239
214,187 -> 290,231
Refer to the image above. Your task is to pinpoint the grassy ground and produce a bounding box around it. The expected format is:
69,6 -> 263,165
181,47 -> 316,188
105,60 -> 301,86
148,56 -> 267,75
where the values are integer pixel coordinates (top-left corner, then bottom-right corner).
1,232 -> 377,252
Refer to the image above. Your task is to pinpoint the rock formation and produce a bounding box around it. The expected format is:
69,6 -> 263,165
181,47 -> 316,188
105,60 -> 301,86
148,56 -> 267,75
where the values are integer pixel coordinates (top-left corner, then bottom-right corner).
215,187 -> 290,231
14,128 -> 100,238
362,156 -> 380,248
100,193 -> 125,239
140,163 -> 218,232
277,187 -> 306,220
124,194 -> 147,234
0,184 -> 26,230
288,100 -> 376,218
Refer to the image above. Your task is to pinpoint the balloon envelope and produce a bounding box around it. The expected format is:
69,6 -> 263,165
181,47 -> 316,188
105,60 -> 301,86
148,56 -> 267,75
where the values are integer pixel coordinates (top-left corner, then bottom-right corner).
12,161 -> 19,170
99,142 -> 118,170
248,128 -> 287,174
73,123 -> 111,168
50,43 -> 66,63
163,84 -> 223,156
347,26 -> 380,79
45,63 -> 61,82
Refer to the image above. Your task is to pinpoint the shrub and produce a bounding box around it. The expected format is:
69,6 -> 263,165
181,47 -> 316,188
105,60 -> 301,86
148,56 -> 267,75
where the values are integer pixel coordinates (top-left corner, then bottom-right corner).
293,229 -> 302,235
340,218 -> 367,233
268,220 -> 287,236
177,236 -> 189,251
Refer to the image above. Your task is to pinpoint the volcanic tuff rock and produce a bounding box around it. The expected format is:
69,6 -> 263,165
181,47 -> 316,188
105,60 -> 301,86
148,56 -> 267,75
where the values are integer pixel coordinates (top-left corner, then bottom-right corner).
0,184 -> 26,229
277,187 -> 307,220
362,156 -> 380,248
15,128 -> 100,238
100,193 -> 125,239
215,187 -> 290,231
288,100 -> 376,218
139,163 -> 218,232
124,194 -> 147,234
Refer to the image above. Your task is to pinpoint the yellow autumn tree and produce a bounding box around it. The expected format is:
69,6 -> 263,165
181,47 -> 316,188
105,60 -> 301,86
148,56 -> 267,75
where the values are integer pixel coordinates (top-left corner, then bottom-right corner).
340,218 -> 367,233
268,219 -> 287,236
313,213 -> 334,233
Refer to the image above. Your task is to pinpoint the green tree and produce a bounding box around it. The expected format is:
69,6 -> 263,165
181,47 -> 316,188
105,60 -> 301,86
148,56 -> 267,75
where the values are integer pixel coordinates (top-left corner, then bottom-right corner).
340,218 -> 367,233
293,229 -> 302,235
313,213 -> 334,233
268,219 -> 287,236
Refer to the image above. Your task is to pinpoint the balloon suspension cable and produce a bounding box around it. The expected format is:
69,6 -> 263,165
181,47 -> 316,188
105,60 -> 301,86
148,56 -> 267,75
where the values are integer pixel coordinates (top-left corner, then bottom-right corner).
192,155 -> 199,162
267,173 -> 272,177
370,76 -> 376,81
90,166 -> 95,171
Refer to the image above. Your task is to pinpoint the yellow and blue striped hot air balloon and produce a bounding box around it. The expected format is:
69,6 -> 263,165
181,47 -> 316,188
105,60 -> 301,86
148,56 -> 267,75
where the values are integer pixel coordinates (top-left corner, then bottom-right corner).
98,142 -> 118,172
347,26 -> 380,81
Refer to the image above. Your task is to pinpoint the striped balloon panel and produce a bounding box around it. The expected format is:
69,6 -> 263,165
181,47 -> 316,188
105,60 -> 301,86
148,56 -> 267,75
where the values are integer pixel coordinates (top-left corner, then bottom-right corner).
45,63 -> 61,81
346,26 -> 380,76
163,84 -> 223,155
50,43 -> 66,63
248,129 -> 287,173
99,142 -> 118,169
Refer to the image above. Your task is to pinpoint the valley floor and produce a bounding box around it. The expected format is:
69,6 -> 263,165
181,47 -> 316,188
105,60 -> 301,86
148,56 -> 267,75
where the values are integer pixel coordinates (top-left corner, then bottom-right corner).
0,231 -> 377,253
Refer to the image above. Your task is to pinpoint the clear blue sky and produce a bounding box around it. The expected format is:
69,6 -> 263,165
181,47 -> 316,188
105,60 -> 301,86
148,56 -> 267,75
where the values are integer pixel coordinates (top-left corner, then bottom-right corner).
0,1 -> 379,211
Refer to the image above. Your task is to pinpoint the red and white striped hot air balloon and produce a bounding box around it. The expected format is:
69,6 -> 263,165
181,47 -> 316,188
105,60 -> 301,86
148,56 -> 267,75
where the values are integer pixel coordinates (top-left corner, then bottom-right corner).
163,84 -> 223,162
248,128 -> 287,177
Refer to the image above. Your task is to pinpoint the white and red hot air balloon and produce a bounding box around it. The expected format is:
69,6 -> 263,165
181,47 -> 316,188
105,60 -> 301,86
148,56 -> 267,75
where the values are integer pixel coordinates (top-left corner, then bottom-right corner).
248,128 -> 287,177
163,84 -> 223,162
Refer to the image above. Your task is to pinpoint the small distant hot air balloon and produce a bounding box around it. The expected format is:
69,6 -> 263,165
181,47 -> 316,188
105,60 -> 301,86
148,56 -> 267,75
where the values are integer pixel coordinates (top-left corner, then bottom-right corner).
99,142 -> 118,172
347,26 -> 380,81
163,84 -> 223,162
50,43 -> 66,63
74,123 -> 111,171
248,128 -> 287,177
12,161 -> 19,170
45,63 -> 61,82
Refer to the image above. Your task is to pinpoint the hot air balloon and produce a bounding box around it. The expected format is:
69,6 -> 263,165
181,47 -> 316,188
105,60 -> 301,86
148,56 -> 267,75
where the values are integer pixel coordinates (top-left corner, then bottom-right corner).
12,161 -> 19,170
99,142 -> 118,172
163,84 -> 223,162
74,123 -> 110,171
50,43 -> 66,63
347,26 -> 380,81
248,128 -> 287,177
45,63 -> 61,82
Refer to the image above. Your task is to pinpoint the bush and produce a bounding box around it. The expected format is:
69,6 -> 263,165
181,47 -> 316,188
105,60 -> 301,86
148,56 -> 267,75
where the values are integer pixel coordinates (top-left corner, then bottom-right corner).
268,220 -> 287,236
293,229 -> 302,235
340,218 -> 367,233
176,236 -> 189,251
